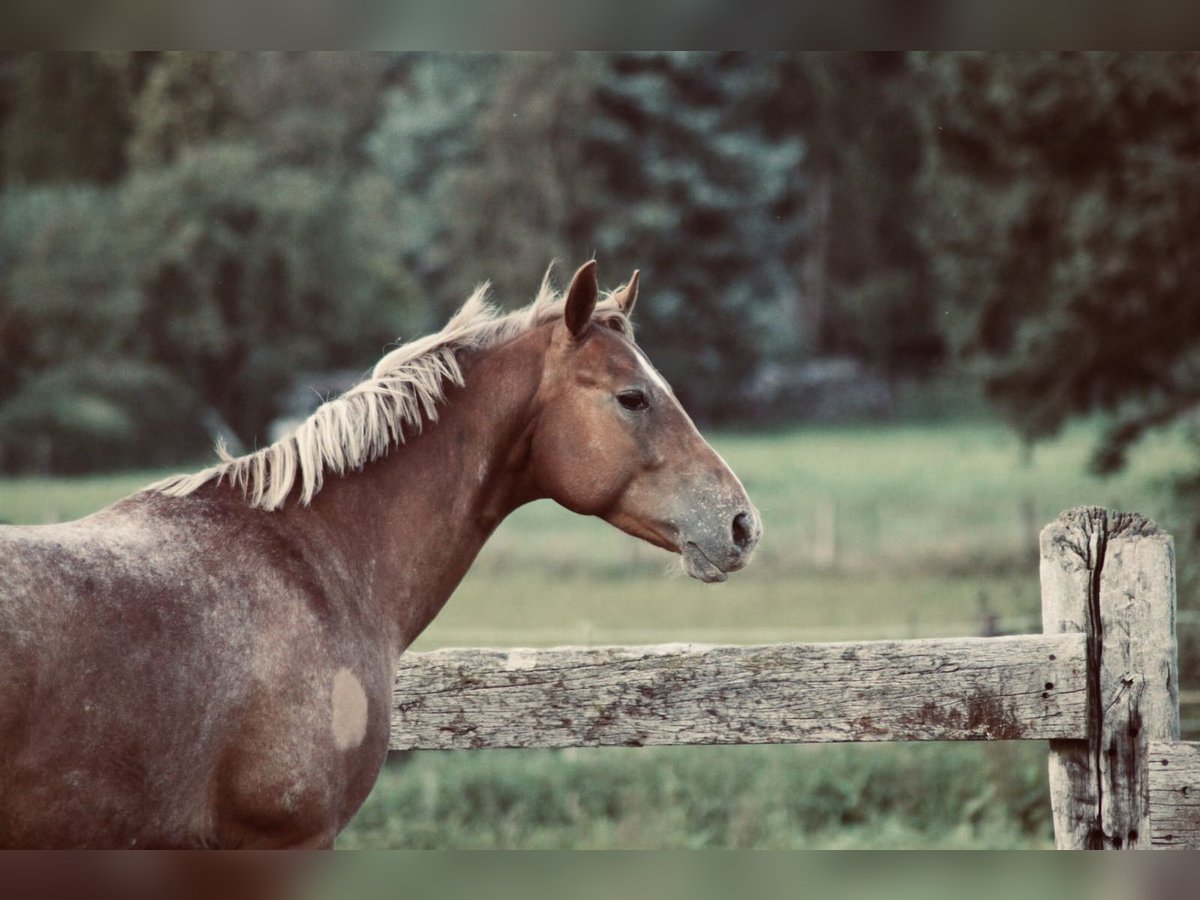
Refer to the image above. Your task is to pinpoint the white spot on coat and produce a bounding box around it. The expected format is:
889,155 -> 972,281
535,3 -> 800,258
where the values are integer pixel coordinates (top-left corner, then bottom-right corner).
331,668 -> 368,750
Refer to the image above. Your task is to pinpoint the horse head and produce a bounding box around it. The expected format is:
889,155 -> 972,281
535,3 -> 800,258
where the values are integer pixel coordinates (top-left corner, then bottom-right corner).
528,261 -> 762,582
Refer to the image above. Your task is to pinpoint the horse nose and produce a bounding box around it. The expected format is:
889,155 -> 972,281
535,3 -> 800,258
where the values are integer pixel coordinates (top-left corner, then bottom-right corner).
732,511 -> 757,552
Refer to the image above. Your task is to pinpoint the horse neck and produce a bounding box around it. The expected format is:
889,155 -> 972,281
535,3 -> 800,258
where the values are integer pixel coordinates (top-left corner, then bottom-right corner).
294,328 -> 548,655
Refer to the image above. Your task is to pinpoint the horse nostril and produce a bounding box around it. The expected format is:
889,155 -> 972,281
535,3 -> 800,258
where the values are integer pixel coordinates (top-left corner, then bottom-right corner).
732,512 -> 755,551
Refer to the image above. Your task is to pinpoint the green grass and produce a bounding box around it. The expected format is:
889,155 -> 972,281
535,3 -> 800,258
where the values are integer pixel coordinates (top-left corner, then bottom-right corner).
340,743 -> 1052,849
0,418 -> 1192,848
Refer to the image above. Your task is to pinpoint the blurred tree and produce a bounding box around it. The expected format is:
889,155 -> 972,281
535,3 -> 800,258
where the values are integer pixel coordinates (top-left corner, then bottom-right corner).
1,52 -> 131,185
127,52 -> 395,172
369,52 -> 935,420
576,52 -> 806,420
916,52 -> 1200,472
232,51 -> 393,170
111,142 -> 424,447
1,186 -> 130,370
127,52 -> 240,168
0,52 -> 429,473
428,52 -> 589,311
370,52 -> 807,421
365,52 -> 503,311
0,184 -> 209,472
783,53 -> 941,376
0,54 -> 23,189
0,144 -> 424,470
0,360 -> 209,474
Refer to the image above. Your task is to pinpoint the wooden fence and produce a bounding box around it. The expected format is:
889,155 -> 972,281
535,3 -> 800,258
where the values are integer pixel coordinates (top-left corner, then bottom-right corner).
388,506 -> 1196,849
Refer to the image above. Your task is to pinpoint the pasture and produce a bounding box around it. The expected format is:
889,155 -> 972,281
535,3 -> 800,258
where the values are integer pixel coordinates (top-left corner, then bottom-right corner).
1,418 -> 1192,848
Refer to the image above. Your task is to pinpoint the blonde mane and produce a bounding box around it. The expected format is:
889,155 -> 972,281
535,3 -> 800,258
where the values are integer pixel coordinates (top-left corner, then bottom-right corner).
151,269 -> 632,511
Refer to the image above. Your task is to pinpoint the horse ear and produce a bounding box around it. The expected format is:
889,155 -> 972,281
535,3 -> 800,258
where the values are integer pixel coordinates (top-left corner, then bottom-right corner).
613,269 -> 639,317
564,260 -> 598,338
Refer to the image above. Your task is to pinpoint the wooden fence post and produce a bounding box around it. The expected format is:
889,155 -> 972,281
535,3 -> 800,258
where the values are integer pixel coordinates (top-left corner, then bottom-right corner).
1040,507 -> 1179,848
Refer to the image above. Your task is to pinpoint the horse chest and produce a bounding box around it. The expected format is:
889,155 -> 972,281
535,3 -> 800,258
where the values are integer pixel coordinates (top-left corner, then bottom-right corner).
208,655 -> 393,847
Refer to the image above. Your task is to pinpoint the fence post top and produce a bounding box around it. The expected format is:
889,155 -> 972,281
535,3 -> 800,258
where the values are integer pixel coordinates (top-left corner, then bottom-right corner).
1041,507 -> 1170,559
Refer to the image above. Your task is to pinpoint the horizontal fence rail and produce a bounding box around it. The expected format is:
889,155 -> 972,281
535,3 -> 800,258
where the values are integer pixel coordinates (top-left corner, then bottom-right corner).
390,634 -> 1088,751
1149,741 -> 1200,849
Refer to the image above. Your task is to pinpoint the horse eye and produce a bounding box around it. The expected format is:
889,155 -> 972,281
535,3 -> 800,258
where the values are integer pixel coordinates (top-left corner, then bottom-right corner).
617,390 -> 649,412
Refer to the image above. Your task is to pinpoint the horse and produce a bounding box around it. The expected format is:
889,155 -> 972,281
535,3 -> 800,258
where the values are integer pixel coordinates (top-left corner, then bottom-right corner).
0,261 -> 762,848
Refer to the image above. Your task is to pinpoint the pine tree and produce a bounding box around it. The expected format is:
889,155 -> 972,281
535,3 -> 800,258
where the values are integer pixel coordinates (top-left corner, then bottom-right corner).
371,53 -> 808,421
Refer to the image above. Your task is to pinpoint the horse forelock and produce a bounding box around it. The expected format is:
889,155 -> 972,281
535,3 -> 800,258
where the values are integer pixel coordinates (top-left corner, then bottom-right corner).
150,266 -> 634,511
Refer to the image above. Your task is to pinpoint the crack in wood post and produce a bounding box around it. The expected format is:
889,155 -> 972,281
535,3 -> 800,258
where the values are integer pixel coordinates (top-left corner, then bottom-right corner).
1085,511 -> 1108,849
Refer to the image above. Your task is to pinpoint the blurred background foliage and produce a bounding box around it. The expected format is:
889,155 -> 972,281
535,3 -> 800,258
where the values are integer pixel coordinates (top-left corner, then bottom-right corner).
5,51 -> 1199,475
4,52 -> 1199,478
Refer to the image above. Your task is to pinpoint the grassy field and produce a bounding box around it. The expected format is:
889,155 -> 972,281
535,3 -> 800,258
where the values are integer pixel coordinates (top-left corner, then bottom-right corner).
1,418 -> 1193,848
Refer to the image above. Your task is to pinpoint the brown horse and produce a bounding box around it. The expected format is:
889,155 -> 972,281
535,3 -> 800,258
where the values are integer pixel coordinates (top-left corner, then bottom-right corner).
0,262 -> 761,848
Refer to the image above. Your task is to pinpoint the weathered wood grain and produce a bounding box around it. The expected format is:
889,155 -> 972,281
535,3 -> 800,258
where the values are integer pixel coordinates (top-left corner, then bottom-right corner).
1041,507 -> 1179,849
389,634 -> 1087,750
1149,741 -> 1200,848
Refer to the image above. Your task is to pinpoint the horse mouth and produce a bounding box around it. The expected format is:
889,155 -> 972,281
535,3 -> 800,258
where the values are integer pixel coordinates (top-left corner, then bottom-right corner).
682,542 -> 728,583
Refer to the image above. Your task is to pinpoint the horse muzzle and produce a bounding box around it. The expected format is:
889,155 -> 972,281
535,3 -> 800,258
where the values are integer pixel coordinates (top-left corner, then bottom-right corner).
679,505 -> 762,583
